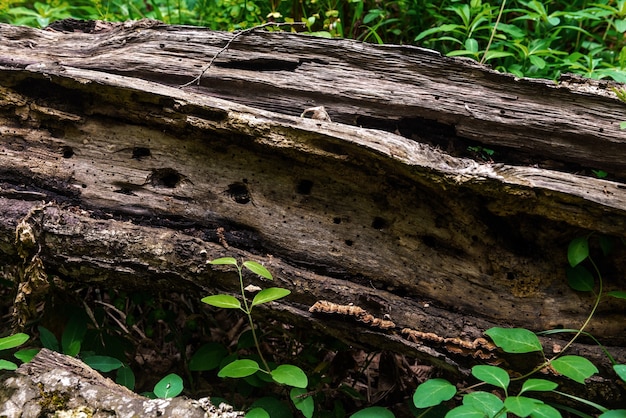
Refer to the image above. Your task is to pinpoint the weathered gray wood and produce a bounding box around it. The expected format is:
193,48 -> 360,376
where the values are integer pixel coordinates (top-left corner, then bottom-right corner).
1,20 -> 626,407
0,348 -> 243,417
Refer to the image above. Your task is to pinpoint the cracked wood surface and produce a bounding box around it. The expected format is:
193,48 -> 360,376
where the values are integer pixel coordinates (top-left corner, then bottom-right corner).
1,20 -> 626,406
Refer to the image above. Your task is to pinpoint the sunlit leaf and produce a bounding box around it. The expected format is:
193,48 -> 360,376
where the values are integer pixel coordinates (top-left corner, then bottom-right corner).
472,365 -> 510,390
520,378 -> 558,394
566,265 -> 595,292
14,348 -> 39,363
0,333 -> 29,351
83,355 -> 123,372
413,378 -> 456,408
551,356 -> 598,384
218,359 -> 260,378
0,359 -> 18,371
485,327 -> 543,353
463,391 -> 504,417
529,403 -> 562,418
271,364 -> 308,388
201,295 -> 242,309
504,396 -> 543,417
568,237 -> 589,267
209,257 -> 238,265
290,388 -> 314,418
153,373 -> 183,398
243,261 -> 273,280
245,408 -> 270,418
444,405 -> 486,418
350,406 -> 395,418
599,410 -> 626,418
613,364 -> 626,382
251,288 -> 291,307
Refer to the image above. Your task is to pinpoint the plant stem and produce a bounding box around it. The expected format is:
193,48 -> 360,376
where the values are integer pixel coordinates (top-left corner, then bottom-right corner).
238,264 -> 271,372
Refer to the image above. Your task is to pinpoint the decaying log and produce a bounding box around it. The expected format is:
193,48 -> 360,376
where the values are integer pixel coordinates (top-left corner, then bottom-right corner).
1,20 -> 626,407
0,348 -> 243,417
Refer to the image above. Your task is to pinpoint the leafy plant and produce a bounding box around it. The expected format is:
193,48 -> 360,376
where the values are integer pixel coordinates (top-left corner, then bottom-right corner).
0,333 -> 29,370
413,235 -> 626,417
203,257 -> 310,416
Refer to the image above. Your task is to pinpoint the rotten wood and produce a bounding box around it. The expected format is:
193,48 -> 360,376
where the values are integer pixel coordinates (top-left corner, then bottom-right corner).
1,20 -> 626,408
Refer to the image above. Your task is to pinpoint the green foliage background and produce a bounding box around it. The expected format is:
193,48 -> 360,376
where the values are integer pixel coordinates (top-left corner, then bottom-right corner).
2,0 -> 626,81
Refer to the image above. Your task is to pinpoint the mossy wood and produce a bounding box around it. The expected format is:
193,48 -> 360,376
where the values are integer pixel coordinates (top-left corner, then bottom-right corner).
1,20 -> 625,407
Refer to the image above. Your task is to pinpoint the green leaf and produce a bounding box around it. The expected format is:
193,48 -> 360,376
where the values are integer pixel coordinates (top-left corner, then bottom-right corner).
614,364 -> 626,382
14,348 -> 39,363
465,38 -> 478,53
218,359 -> 261,378
504,396 -> 543,417
530,403 -> 562,418
189,342 -> 228,371
83,355 -> 123,372
568,237 -> 589,267
566,265 -> 595,292
599,410 -> 626,418
61,315 -> 87,357
620,121 -> 626,130
551,356 -> 598,384
485,327 -> 543,353
607,291 -> 626,300
413,378 -> 457,408
251,288 -> 291,307
463,391 -> 504,417
209,257 -> 238,265
444,405 -> 487,418
38,325 -> 60,350
0,333 -> 29,351
201,295 -> 242,310
520,379 -> 558,394
290,388 -> 314,418
153,373 -> 183,398
471,365 -> 510,391
246,408 -> 270,418
350,406 -> 395,418
0,359 -> 19,370
271,364 -> 308,388
116,365 -> 135,390
250,397 -> 292,418
243,261 -> 273,280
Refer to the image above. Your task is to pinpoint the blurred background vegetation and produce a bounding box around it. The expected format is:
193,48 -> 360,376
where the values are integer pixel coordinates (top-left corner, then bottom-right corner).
2,0 -> 626,81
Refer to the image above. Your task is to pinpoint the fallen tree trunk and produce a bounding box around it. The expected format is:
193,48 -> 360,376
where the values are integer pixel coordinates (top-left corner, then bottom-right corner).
1,20 -> 626,409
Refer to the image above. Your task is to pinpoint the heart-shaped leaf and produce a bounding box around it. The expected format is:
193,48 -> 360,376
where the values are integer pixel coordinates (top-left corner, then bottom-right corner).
271,364 -> 308,388
567,237 -> 589,267
153,373 -> 183,398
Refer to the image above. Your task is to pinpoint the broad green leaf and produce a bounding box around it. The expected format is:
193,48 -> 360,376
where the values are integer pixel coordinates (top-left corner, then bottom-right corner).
0,359 -> 18,371
530,403 -> 562,418
415,24 -> 462,41
472,365 -> 510,390
218,359 -> 260,378
465,38 -> 478,53
290,388 -> 314,418
201,295 -> 242,310
568,237 -> 589,267
598,235 -> 613,255
209,257 -> 238,265
153,373 -> 183,398
14,348 -> 39,363
504,396 -> 543,417
413,378 -> 457,408
116,365 -> 135,390
189,342 -> 228,371
444,405 -> 487,418
38,326 -> 59,352
551,356 -> 598,384
0,333 -> 29,351
485,328 -> 542,353
463,391 -> 504,417
250,397 -> 292,418
529,55 -> 546,70
62,315 -> 87,357
251,288 -> 291,307
271,364 -> 308,388
243,261 -> 273,280
607,291 -> 626,300
614,364 -> 626,382
83,355 -> 123,372
599,410 -> 626,418
246,408 -> 270,418
520,378 -> 558,394
566,265 -> 595,292
350,406 -> 395,418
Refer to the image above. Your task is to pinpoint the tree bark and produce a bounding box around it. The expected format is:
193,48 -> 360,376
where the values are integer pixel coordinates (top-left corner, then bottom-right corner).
1,19 -> 626,408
